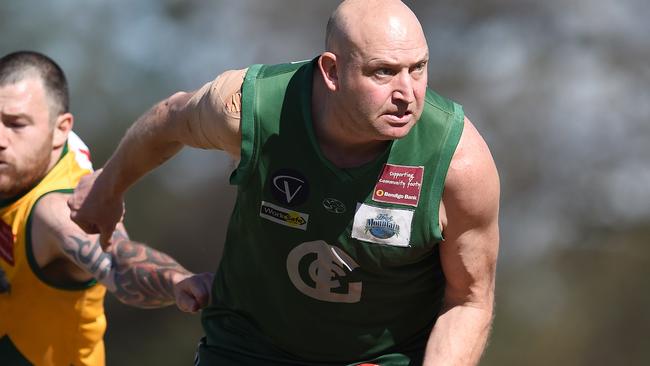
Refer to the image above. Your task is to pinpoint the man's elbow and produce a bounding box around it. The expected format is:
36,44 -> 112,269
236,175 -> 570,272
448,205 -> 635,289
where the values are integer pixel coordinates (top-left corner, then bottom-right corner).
163,91 -> 193,123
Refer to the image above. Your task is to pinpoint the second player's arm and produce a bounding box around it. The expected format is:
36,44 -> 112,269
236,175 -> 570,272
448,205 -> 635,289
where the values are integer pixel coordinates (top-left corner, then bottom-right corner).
35,192 -> 193,308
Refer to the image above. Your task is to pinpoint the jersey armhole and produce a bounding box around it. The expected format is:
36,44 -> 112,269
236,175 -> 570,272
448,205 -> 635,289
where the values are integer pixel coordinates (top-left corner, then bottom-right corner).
26,189 -> 98,291
229,64 -> 264,187
430,102 -> 465,242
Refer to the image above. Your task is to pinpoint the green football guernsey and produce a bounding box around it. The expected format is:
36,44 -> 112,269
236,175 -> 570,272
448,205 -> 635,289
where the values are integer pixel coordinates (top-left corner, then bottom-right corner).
200,58 -> 464,366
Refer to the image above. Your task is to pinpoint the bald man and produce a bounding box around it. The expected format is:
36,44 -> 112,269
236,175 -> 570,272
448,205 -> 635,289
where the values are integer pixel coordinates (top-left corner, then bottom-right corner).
69,1 -> 499,365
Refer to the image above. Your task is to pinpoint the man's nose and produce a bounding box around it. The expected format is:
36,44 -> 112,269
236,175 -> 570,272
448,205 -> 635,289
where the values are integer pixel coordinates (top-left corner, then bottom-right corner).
392,70 -> 415,104
0,123 -> 9,149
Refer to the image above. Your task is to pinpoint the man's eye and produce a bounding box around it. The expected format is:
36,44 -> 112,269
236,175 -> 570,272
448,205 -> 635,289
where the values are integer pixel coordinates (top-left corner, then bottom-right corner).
412,62 -> 426,72
7,121 -> 27,129
375,68 -> 394,76
2,116 -> 29,129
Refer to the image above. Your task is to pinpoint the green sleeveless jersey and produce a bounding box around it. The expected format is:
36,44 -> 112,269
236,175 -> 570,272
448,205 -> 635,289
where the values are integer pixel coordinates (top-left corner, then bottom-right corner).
201,59 -> 464,365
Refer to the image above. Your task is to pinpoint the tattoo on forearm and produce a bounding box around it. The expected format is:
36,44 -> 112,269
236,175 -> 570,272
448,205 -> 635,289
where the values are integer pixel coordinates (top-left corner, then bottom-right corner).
63,236 -> 113,282
65,229 -> 189,308
110,233 -> 190,308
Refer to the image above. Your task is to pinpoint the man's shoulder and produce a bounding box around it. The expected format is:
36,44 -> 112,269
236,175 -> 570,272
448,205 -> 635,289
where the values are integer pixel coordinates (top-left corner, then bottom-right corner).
31,191 -> 72,236
445,117 -> 499,212
251,58 -> 314,81
29,191 -> 75,265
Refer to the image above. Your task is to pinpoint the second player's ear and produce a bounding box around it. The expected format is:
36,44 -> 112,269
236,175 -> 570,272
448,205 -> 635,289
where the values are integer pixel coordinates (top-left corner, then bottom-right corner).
318,52 -> 339,92
52,112 -> 74,148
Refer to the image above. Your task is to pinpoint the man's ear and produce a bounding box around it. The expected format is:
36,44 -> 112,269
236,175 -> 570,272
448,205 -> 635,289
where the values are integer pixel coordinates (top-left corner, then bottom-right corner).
318,52 -> 339,92
52,112 -> 74,148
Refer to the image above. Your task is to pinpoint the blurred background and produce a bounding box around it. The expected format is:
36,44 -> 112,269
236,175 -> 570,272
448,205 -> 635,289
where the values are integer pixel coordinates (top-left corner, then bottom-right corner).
2,0 -> 649,364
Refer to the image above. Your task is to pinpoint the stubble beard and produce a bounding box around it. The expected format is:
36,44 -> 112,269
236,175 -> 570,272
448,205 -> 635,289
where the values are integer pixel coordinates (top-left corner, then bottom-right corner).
0,143 -> 52,200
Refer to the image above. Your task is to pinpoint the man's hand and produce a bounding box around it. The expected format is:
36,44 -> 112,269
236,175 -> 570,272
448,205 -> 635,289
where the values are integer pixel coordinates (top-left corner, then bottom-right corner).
68,169 -> 125,250
174,272 -> 214,313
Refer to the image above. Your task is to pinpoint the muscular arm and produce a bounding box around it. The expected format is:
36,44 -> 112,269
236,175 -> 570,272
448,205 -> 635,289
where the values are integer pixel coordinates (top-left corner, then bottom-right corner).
105,68 -> 245,194
423,117 -> 500,366
34,192 -> 191,308
69,69 -> 246,246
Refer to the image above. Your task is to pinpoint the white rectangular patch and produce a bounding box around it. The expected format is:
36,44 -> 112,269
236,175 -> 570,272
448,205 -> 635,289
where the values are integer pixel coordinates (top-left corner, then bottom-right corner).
351,203 -> 414,247
259,201 -> 309,231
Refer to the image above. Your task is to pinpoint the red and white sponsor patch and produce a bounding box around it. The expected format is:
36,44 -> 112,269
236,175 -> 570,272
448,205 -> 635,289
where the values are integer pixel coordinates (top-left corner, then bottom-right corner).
0,220 -> 15,265
372,164 -> 424,207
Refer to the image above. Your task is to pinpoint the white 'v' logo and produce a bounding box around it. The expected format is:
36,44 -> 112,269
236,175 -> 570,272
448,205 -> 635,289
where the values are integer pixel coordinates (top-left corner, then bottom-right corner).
273,175 -> 304,203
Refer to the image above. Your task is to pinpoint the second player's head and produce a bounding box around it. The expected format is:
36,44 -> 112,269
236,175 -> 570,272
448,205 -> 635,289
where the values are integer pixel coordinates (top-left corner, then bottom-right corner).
0,51 -> 73,199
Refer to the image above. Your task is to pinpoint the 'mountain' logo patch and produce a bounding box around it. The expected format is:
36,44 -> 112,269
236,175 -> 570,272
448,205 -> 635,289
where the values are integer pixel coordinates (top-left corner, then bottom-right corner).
365,213 -> 400,239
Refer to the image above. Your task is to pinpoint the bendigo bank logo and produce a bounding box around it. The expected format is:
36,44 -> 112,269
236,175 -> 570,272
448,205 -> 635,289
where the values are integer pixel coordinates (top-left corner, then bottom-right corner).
372,164 -> 424,207
259,201 -> 309,231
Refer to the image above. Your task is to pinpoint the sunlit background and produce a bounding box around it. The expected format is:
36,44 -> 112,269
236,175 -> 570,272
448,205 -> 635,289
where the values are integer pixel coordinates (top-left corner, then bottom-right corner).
3,0 -> 649,364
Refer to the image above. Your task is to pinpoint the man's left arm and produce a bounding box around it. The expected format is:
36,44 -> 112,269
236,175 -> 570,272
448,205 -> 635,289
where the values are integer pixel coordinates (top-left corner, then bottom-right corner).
423,117 -> 500,366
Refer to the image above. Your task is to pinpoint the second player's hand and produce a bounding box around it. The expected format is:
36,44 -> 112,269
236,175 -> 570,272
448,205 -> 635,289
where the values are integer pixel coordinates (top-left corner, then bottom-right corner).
68,168 -> 125,250
174,272 -> 215,313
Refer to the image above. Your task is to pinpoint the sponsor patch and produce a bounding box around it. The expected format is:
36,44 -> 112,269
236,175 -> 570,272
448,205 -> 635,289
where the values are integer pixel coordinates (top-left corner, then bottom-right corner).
259,201 -> 309,231
269,169 -> 309,206
372,164 -> 424,207
0,220 -> 15,265
351,203 -> 413,247
322,197 -> 346,214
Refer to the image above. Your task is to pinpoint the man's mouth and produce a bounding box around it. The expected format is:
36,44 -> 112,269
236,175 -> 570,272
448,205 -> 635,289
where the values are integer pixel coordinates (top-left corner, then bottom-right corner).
383,111 -> 412,124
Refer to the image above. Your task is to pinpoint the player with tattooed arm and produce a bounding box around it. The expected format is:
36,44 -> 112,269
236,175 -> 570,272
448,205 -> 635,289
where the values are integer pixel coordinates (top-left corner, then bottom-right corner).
0,51 -> 213,366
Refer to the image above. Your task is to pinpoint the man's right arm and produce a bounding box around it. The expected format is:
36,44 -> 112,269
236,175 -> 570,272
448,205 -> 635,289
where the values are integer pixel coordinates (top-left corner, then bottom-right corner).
69,69 -> 246,247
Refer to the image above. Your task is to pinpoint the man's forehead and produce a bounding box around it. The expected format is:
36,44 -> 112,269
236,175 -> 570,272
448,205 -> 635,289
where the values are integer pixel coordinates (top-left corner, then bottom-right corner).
0,79 -> 46,114
351,44 -> 429,65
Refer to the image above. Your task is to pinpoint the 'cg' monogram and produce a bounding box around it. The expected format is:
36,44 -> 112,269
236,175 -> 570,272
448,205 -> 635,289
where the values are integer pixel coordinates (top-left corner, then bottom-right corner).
286,240 -> 362,303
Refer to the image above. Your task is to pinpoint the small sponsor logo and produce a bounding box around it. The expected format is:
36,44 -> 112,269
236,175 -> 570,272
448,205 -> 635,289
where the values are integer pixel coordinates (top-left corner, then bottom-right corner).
365,213 -> 400,239
269,169 -> 309,206
259,201 -> 309,230
322,198 -> 346,214
372,164 -> 424,207
0,220 -> 15,266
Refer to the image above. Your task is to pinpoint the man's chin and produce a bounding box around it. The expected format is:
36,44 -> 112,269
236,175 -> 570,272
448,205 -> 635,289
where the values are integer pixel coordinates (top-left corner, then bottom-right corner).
0,176 -> 35,200
378,121 -> 416,140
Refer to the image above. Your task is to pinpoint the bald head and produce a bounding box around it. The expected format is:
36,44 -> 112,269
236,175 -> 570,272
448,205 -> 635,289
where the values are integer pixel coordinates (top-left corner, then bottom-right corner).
325,0 -> 426,55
